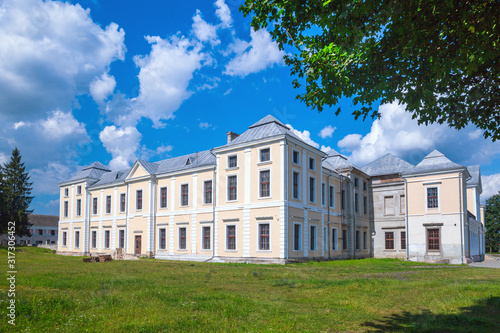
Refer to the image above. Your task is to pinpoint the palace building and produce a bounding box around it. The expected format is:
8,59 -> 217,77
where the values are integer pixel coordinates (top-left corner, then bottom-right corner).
57,115 -> 486,264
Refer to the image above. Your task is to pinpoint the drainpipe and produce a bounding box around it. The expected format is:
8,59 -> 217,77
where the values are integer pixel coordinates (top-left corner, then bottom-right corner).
152,175 -> 157,258
285,138 -> 289,261
459,171 -> 464,264
403,175 -> 409,260
86,184 -> 91,256
209,149 -> 217,261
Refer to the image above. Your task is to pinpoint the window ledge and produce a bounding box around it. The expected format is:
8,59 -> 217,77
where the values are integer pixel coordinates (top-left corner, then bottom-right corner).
226,167 -> 239,171
257,161 -> 272,166
258,196 -> 272,200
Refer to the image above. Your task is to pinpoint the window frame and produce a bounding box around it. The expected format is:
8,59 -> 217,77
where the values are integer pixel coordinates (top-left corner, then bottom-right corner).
76,199 -> 81,217
310,225 -> 317,251
178,227 -> 187,250
426,187 -> 439,209
363,231 -> 367,250
292,150 -> 300,164
136,189 -> 143,211
321,183 -> 326,206
226,225 -> 237,251
354,193 -> 359,213
180,184 -> 189,207
62,231 -> 67,247
105,195 -> 112,214
332,228 -> 338,251
292,171 -> 300,200
74,230 -> 80,248
259,147 -> 271,163
258,223 -> 271,251
342,229 -> 348,250
159,228 -> 167,250
104,230 -> 110,249
120,193 -> 126,213
309,176 -> 316,203
385,232 -> 394,250
202,226 -> 211,250
76,185 -> 82,195
293,223 -> 302,251
227,175 -> 238,202
363,196 -> 368,215
160,187 -> 168,209
259,169 -> 271,198
203,180 -> 213,205
91,230 -> 97,249
119,229 -> 125,249
64,188 -> 69,197
309,157 -> 316,171
427,228 -> 440,251
64,201 -> 69,218
401,231 -> 406,250
227,154 -> 238,169
329,185 -> 335,208
92,197 -> 98,215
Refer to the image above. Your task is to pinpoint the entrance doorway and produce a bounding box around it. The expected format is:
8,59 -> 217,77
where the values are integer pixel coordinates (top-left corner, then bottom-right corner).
135,236 -> 141,255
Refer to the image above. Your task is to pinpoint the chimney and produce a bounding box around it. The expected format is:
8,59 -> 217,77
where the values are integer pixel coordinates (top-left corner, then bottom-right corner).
227,131 -> 239,144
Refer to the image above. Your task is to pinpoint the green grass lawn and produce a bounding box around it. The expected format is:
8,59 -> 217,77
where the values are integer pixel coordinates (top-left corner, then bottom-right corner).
1,247 -> 499,332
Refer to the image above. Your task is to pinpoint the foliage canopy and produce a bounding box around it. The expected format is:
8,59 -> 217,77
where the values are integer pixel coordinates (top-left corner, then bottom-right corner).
241,0 -> 500,140
485,192 -> 500,252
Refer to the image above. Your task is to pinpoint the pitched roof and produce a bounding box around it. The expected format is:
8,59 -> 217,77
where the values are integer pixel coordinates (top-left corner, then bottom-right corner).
82,161 -> 111,172
29,214 -> 59,227
322,149 -> 354,171
361,154 -> 415,176
404,149 -> 465,175
156,150 -> 215,175
467,165 -> 482,193
90,169 -> 130,187
223,114 -> 305,147
137,160 -> 159,175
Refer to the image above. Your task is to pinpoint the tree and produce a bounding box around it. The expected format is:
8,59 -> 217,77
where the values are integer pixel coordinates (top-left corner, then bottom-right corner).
485,192 -> 500,253
0,148 -> 33,237
241,0 -> 500,140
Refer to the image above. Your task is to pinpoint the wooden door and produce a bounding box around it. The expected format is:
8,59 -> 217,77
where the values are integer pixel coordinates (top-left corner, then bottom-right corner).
135,236 -> 141,255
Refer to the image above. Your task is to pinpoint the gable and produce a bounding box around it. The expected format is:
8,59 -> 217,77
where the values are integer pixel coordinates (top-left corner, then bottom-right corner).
127,164 -> 149,179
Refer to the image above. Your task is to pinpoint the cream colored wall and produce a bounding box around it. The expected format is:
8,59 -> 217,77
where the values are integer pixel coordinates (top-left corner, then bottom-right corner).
173,174 -> 193,211
129,180 -> 150,215
466,188 -> 476,216
406,172 -> 462,215
249,207 -> 281,257
217,210 -> 244,257
173,214 -> 191,254
128,216 -> 148,255
218,150 -> 244,205
321,171 -> 342,213
156,177 -> 172,211
197,170 -> 215,208
196,212 -> 214,255
250,143 -> 281,202
130,165 -> 149,179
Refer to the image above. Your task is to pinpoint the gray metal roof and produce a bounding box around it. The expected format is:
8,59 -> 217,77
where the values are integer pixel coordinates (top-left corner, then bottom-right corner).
90,169 -> 130,187
29,214 -> 59,227
403,150 -> 465,175
82,161 -> 111,172
467,165 -> 480,185
156,150 -> 215,175
224,114 -> 305,146
322,149 -> 354,171
137,160 -> 159,175
361,153 -> 415,176
67,167 -> 110,182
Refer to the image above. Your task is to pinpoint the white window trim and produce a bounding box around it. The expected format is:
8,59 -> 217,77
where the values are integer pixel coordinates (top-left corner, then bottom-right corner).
119,193 -> 126,213
292,150 -> 300,165
227,154 -> 238,170
425,185 -> 441,213
329,185 -> 335,209
332,227 -> 338,251
63,201 -> 69,218
76,185 -> 82,196
321,182 -> 326,206
203,180 -> 213,205
118,229 -> 125,249
310,225 -> 317,251
309,176 -> 316,203
76,199 -> 82,217
256,222 -> 272,252
225,224 -> 237,252
62,231 -> 67,247
180,183 -> 189,207
201,225 -> 211,251
258,146 -> 272,164
258,168 -> 272,199
323,227 -> 327,251
105,195 -> 112,215
64,188 -> 69,197
309,157 -> 316,171
92,197 -> 98,216
159,186 -> 168,209
91,230 -> 97,249
104,230 -> 110,249
292,170 -> 301,200
158,228 -> 167,250
178,226 -> 188,251
293,222 -> 302,251
136,189 -> 144,212
226,174 -> 238,202
74,231 -> 80,249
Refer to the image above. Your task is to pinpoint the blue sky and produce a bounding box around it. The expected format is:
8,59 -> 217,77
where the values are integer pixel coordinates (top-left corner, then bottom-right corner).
0,0 -> 499,215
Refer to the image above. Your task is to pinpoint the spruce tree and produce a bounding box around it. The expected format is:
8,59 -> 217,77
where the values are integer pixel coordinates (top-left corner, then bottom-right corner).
0,148 -> 33,237
485,192 -> 500,253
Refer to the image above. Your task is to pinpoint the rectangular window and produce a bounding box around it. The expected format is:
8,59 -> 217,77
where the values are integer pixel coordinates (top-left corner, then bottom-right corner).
427,188 -> 438,208
321,183 -> 326,206
160,187 -> 167,208
260,170 -> 270,197
91,230 -> 97,248
292,171 -> 300,199
203,226 -> 211,250
51,230 -> 56,236
75,231 -> 80,248
181,184 -> 189,206
119,230 -> 125,249
354,178 -> 358,188
363,196 -> 368,215
64,201 -> 68,217
64,188 -> 69,197
329,186 -> 334,208
332,228 -> 337,251
293,224 -> 301,251
204,181 -> 212,204
120,193 -> 126,213
292,150 -> 300,164
76,199 -> 81,217
159,228 -> 166,250
93,197 -> 98,215
363,231 -> 367,250
355,193 -> 359,213
259,224 -> 270,250
309,177 -> 315,202
310,225 -> 317,251
401,231 -> 406,250
385,232 -> 394,250
136,190 -> 143,210
106,195 -> 111,214
260,148 -> 270,162
363,181 -> 367,191
309,157 -> 315,170
179,227 -> 187,250
428,229 -> 440,251
77,185 -> 82,195
62,231 -> 67,246
341,190 -> 345,210
400,195 -> 406,214
384,196 -> 395,215
356,230 -> 360,250
228,176 -> 237,201
226,225 -> 236,250
342,229 -> 348,250
323,227 -> 327,251
228,155 -> 237,168
104,230 -> 110,249
38,229 -> 43,235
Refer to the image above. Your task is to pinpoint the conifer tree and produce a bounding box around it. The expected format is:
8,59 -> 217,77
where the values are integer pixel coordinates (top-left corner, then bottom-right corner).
485,192 -> 500,253
0,148 -> 33,237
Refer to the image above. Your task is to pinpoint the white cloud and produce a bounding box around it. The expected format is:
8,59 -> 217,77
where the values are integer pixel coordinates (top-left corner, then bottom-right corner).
199,122 -> 212,129
215,0 -> 232,29
90,72 -> 116,104
155,145 -> 173,154
319,125 -> 336,139
192,9 -> 220,46
0,151 -> 8,165
286,124 -> 320,149
99,125 -> 142,170
14,121 -> 27,129
0,0 -> 125,121
30,162 -> 72,195
482,174 -> 500,201
224,28 -> 285,77
41,110 -> 87,139
130,35 -> 208,128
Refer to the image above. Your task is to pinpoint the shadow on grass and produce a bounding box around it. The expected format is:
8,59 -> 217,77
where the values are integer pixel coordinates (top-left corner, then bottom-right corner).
363,296 -> 500,332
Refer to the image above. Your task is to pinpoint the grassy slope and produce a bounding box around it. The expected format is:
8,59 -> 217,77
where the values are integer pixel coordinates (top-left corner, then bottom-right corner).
0,247 -> 499,332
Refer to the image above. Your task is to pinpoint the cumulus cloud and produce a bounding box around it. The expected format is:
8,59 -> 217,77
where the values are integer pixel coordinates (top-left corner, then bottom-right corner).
90,73 -> 116,104
99,125 -> 142,170
199,122 -> 212,129
286,124 -> 320,149
30,162 -> 72,195
215,0 -> 232,28
192,10 -> 219,46
130,35 -> 208,128
319,125 -> 336,139
224,28 -> 285,77
0,0 -> 125,121
482,174 -> 500,201
41,110 -> 87,139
